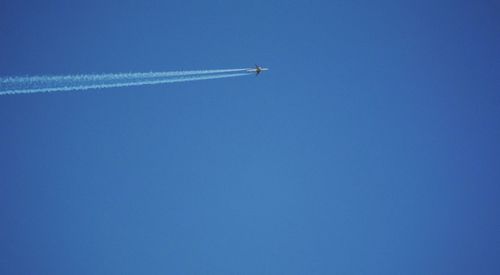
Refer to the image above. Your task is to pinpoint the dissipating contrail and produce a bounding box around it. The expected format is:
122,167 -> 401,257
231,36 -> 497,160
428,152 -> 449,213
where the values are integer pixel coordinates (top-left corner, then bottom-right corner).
0,68 -> 252,96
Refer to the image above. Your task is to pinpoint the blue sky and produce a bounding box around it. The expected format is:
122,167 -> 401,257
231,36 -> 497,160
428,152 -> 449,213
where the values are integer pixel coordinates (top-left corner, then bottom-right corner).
1,0 -> 499,274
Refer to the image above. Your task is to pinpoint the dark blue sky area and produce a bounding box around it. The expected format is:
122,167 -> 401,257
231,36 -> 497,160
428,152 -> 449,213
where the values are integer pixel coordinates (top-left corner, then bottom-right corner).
1,1 -> 499,274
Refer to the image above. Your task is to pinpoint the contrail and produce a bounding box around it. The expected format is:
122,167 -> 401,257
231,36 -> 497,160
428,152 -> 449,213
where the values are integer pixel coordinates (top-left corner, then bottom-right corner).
0,70 -> 252,96
0,68 -> 249,83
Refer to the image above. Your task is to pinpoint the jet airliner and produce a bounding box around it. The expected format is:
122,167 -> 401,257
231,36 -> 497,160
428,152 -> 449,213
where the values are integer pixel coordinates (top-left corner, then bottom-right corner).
247,65 -> 269,76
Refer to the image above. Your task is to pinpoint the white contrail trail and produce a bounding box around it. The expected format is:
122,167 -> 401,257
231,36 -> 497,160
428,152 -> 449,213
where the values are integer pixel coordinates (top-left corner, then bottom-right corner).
0,69 -> 249,84
0,72 -> 251,96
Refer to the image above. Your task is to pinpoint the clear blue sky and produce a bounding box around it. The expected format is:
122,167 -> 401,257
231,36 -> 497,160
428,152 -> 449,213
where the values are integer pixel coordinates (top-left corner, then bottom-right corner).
1,0 -> 499,274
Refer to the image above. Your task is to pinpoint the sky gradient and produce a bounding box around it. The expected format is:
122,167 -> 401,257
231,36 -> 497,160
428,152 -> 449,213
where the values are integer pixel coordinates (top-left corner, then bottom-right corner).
1,0 -> 499,274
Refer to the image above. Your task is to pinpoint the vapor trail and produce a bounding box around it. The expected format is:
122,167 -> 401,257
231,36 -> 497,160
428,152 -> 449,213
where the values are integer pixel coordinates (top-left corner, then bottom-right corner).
0,71 -> 251,96
0,68 -> 249,84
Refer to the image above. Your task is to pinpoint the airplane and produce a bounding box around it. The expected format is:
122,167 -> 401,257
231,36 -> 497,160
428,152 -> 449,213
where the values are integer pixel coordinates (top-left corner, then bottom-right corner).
247,65 -> 269,76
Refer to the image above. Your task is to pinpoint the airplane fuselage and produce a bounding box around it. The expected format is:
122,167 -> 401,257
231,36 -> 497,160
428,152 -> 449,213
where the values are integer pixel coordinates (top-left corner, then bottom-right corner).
247,65 -> 269,75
